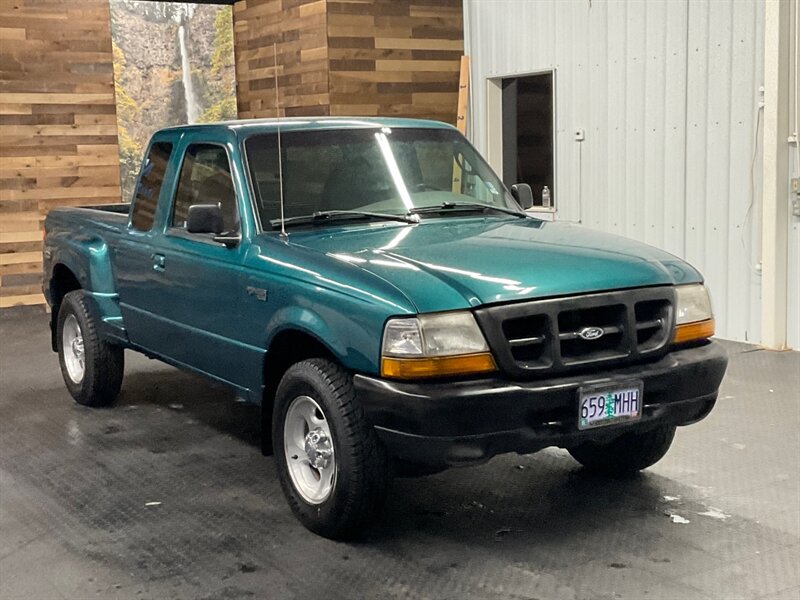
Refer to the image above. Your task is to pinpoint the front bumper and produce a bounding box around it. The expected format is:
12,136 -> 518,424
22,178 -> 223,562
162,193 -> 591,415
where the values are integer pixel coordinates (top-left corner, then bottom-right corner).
354,341 -> 728,467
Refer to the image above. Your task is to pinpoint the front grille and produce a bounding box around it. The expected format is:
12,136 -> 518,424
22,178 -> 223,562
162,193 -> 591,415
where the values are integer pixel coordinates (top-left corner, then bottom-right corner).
474,287 -> 675,379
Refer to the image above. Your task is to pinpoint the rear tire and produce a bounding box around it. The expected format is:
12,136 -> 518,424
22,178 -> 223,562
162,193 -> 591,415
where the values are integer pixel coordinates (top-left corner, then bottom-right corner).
57,290 -> 124,407
273,358 -> 391,539
568,425 -> 676,477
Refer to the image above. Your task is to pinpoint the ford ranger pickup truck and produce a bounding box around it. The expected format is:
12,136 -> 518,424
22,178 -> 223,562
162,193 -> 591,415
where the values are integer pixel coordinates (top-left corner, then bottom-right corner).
43,118 -> 728,539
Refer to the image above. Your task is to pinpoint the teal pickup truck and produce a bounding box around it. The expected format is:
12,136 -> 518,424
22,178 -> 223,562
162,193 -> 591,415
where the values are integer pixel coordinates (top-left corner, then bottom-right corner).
43,118 -> 727,539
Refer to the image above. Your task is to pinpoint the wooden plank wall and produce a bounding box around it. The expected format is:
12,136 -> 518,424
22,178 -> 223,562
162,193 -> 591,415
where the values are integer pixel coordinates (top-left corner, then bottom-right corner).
234,0 -> 331,118
233,0 -> 464,123
0,0 -> 462,308
327,0 -> 463,121
0,0 -> 122,308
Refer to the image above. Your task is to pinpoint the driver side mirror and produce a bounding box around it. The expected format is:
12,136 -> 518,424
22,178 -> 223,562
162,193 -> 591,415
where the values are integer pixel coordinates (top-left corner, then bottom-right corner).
511,183 -> 534,210
186,203 -> 224,235
186,203 -> 241,248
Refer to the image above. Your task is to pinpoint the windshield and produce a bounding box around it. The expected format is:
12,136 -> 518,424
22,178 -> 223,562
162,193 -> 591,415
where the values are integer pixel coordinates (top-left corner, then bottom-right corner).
244,127 -> 521,228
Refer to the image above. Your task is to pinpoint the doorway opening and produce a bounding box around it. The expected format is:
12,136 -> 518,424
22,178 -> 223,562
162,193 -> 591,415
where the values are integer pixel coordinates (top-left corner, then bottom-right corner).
497,72 -> 555,209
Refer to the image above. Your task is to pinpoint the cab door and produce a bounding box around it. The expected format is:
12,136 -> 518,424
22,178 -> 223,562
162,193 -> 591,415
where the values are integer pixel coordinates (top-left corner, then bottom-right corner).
147,140 -> 262,390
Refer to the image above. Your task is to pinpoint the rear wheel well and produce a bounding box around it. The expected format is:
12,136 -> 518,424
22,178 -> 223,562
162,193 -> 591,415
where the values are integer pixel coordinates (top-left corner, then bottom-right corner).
51,264 -> 81,310
261,330 -> 337,455
49,265 -> 81,350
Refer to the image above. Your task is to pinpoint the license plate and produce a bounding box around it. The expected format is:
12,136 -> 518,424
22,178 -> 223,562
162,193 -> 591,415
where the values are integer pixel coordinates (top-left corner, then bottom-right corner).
578,381 -> 643,430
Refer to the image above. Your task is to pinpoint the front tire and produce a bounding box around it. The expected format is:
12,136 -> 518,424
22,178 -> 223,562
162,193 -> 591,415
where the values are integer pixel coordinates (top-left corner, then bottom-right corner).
273,359 -> 390,539
568,425 -> 676,477
57,290 -> 124,407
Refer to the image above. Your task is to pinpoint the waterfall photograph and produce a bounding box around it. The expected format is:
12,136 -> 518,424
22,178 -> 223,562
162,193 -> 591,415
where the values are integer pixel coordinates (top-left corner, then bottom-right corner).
109,0 -> 236,201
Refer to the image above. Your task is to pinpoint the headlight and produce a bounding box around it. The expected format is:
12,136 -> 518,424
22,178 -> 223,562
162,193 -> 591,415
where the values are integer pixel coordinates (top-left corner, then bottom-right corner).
673,284 -> 715,344
381,312 -> 497,379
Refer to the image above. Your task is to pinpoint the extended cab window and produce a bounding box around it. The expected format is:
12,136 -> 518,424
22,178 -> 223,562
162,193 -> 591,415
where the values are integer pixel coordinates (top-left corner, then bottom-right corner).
131,142 -> 172,231
172,144 -> 238,233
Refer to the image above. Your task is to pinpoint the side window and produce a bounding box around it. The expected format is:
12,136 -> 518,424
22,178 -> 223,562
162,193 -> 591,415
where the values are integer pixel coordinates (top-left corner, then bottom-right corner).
172,144 -> 238,233
131,142 -> 172,231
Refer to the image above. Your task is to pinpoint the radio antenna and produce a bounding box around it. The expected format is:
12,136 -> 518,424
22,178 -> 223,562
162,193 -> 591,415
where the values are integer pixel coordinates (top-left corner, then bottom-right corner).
273,42 -> 287,239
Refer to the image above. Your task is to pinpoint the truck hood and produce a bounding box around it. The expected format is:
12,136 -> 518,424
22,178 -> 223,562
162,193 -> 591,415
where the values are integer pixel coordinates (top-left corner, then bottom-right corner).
284,217 -> 702,313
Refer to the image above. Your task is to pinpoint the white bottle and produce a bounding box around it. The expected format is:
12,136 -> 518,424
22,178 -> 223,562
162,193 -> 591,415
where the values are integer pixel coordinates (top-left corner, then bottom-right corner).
542,186 -> 551,207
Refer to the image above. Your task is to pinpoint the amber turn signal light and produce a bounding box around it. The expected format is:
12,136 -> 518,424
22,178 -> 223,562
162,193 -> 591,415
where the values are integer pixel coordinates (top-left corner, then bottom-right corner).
672,318 -> 715,344
381,352 -> 497,379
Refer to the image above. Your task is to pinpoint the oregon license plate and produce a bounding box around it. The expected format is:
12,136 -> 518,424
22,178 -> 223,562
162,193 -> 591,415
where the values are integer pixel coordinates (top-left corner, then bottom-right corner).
578,381 -> 643,430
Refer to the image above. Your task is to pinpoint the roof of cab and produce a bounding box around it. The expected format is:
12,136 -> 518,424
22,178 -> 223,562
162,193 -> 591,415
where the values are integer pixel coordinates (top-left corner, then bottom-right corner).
156,116 -> 456,138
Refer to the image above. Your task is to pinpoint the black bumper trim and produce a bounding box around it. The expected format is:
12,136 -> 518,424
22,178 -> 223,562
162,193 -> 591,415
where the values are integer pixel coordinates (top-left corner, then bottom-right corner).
354,341 -> 727,467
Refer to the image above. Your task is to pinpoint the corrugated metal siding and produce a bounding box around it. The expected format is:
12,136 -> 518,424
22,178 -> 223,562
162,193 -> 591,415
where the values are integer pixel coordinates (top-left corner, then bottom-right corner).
465,0 -> 765,343
787,0 -> 800,351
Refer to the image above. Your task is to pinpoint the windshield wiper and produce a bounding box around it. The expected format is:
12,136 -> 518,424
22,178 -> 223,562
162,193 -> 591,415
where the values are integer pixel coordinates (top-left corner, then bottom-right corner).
409,201 -> 527,219
271,210 -> 419,229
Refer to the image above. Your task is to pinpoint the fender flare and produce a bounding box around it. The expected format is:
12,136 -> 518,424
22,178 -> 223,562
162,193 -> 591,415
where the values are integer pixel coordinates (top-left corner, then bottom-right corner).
263,305 -> 374,374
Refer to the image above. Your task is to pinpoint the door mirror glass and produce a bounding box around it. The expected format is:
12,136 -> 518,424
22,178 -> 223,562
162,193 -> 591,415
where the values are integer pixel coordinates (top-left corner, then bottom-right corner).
511,183 -> 534,210
186,203 -> 224,234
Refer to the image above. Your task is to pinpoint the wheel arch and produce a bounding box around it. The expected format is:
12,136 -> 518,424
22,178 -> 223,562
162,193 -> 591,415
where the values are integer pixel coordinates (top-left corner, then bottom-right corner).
49,263 -> 82,351
46,233 -> 126,350
260,328 -> 338,456
50,263 -> 82,306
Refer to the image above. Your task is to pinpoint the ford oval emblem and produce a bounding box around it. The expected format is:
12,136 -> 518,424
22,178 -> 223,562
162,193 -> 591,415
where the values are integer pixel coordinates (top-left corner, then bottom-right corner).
578,326 -> 605,340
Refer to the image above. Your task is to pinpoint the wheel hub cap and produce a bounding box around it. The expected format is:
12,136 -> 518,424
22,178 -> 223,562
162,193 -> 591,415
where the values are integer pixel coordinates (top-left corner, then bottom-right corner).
71,338 -> 84,360
304,428 -> 332,470
62,314 -> 85,384
283,395 -> 336,504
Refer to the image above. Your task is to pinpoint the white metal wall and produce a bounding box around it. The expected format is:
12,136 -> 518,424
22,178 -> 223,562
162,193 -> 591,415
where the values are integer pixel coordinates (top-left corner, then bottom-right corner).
787,0 -> 799,350
465,0 -> 766,344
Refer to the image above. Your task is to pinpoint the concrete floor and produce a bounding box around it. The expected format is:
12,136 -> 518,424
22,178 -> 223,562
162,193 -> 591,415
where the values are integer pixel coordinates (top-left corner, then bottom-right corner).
1,307 -> 798,600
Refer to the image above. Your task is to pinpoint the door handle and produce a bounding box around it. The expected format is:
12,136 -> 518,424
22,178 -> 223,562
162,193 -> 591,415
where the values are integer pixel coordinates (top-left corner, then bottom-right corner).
152,253 -> 166,272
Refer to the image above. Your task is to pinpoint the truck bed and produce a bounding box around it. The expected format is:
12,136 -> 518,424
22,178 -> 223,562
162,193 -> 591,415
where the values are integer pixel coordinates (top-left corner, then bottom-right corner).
45,204 -> 131,238
78,203 -> 131,215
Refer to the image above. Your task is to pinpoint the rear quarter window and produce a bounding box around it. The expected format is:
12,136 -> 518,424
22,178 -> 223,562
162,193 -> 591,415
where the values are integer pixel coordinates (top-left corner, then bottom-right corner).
131,142 -> 173,232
